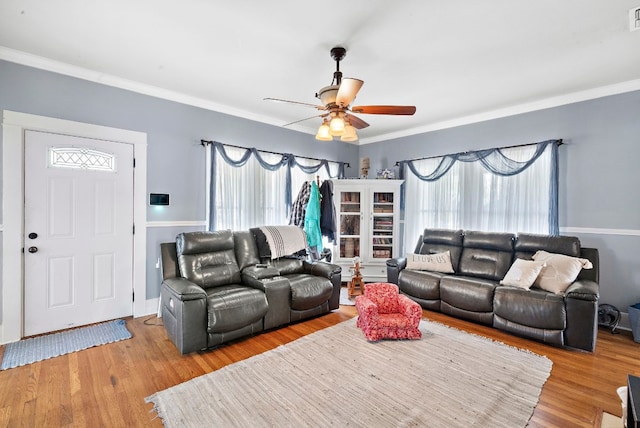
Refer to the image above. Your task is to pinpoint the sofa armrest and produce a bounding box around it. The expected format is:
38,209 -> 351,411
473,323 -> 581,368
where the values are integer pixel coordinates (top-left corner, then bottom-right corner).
355,296 -> 380,324
303,261 -> 342,310
303,260 -> 342,279
565,280 -> 599,302
241,265 -> 280,287
160,278 -> 207,354
162,277 -> 207,301
564,279 -> 599,352
398,294 -> 422,326
386,257 -> 407,285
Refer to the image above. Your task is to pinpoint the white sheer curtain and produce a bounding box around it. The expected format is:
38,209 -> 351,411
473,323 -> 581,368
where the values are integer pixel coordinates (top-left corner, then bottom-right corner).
212,146 -> 288,230
208,146 -> 342,231
404,144 -> 553,247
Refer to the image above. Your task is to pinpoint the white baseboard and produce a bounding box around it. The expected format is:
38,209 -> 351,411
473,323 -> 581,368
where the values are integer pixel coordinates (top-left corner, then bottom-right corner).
140,297 -> 160,319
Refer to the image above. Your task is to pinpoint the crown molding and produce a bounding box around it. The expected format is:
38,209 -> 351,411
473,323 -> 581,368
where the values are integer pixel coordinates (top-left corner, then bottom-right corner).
0,46 -> 312,135
3,46 -> 639,145
360,78 -> 640,144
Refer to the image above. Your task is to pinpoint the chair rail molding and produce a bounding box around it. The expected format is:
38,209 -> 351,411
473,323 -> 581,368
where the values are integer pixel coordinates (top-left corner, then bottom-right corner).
560,227 -> 640,237
146,221 -> 207,228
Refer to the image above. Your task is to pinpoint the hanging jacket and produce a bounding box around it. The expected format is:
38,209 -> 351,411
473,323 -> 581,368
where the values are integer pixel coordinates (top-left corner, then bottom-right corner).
319,180 -> 337,243
289,182 -> 311,227
303,181 -> 323,251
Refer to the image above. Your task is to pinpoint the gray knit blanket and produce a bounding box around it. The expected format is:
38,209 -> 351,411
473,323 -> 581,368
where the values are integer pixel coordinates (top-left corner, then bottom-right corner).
258,226 -> 307,259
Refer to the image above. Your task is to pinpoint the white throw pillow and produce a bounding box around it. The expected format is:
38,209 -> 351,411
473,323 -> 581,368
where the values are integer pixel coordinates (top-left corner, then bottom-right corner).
531,250 -> 593,294
406,251 -> 455,273
499,259 -> 546,289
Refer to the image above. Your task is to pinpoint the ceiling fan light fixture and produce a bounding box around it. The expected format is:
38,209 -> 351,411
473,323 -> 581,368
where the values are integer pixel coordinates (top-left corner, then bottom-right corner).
329,113 -> 346,136
317,85 -> 338,106
341,124 -> 358,142
315,119 -> 332,141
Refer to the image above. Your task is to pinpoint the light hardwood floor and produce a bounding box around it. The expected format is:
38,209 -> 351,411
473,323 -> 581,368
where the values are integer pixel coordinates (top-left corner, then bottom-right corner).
0,301 -> 638,427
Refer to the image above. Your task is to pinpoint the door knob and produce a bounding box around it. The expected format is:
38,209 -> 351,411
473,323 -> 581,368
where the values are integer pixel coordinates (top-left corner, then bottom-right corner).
28,246 -> 38,253
28,232 -> 38,239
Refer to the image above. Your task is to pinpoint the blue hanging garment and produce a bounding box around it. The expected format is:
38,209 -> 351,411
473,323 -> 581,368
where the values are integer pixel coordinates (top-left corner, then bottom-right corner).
304,181 -> 323,253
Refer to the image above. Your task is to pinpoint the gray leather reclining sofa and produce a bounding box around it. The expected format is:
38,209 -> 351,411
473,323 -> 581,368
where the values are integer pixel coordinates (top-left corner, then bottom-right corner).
159,230 -> 342,354
386,229 -> 600,352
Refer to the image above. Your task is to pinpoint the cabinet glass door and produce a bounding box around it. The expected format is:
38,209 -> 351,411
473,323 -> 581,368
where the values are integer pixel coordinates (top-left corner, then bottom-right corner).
338,190 -> 361,259
371,191 -> 394,259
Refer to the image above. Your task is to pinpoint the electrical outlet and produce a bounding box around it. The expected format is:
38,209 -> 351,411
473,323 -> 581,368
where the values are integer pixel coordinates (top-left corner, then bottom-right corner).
630,6 -> 640,32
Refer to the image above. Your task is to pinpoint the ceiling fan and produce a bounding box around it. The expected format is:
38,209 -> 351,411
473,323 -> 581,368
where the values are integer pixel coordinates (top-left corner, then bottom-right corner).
265,46 -> 416,142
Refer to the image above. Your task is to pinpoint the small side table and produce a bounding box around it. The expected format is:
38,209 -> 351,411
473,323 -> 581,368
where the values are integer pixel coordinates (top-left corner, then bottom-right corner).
628,375 -> 640,428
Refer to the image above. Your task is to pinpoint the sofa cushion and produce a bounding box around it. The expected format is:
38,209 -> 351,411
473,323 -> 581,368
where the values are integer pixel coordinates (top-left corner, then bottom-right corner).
398,270 -> 443,301
405,251 -> 454,273
287,274 -> 334,311
531,250 -> 593,294
499,258 -> 546,289
458,231 -> 515,281
206,285 -> 268,334
494,286 -> 566,330
416,229 -> 464,271
439,276 -> 496,312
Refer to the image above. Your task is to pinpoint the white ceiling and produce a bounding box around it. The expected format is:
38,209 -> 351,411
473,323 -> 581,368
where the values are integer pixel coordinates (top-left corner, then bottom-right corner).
1,0 -> 639,144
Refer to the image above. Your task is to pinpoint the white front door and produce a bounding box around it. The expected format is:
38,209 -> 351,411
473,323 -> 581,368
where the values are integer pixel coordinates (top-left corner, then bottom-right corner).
23,130 -> 135,336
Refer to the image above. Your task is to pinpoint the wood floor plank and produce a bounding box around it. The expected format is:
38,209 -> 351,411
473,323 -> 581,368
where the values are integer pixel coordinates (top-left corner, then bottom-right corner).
0,303 -> 638,427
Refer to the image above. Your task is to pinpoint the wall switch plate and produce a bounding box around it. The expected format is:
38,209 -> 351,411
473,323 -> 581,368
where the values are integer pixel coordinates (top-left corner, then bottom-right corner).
630,6 -> 640,32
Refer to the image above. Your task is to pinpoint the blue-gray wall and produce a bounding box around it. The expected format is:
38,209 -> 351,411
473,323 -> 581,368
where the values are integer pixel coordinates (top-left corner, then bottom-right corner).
1,58 -> 639,322
360,90 -> 640,312
0,59 -> 358,317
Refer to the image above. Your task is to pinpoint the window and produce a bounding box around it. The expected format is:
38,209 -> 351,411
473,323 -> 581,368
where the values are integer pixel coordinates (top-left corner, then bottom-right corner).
403,142 -> 557,245
206,142 -> 344,231
211,146 -> 287,231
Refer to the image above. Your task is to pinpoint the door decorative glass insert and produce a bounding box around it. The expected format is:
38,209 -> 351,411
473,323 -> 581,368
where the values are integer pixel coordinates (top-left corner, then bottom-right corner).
49,147 -> 116,172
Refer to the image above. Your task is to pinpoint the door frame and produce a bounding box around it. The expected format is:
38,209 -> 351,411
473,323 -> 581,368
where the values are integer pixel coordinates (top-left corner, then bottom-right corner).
1,110 -> 148,344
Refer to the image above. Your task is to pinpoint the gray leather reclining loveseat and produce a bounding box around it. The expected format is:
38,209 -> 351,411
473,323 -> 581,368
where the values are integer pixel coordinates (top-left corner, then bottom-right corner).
386,229 -> 599,352
159,230 -> 341,354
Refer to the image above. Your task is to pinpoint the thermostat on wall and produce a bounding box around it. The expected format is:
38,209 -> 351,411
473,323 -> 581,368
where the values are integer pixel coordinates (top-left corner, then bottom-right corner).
150,193 -> 170,206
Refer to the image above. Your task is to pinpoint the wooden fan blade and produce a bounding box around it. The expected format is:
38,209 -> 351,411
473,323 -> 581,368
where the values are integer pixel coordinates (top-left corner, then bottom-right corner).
351,105 -> 416,115
345,113 -> 369,129
282,113 -> 329,127
336,78 -> 364,108
264,97 -> 326,110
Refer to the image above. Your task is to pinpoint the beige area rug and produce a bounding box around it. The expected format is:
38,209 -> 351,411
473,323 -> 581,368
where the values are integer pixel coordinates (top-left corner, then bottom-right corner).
146,319 -> 552,427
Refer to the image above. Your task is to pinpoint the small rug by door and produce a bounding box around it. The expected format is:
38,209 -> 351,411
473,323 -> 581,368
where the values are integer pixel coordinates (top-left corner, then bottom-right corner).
1,319 -> 131,370
146,318 -> 552,427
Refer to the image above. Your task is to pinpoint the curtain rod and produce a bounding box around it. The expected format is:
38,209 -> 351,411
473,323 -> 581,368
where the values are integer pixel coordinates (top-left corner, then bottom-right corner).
201,139 -> 350,168
394,139 -> 563,167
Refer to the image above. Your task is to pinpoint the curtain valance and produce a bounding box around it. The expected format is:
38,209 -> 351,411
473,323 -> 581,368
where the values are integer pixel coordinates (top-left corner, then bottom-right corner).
206,140 -> 346,230
399,139 -> 560,181
399,140 -> 562,235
